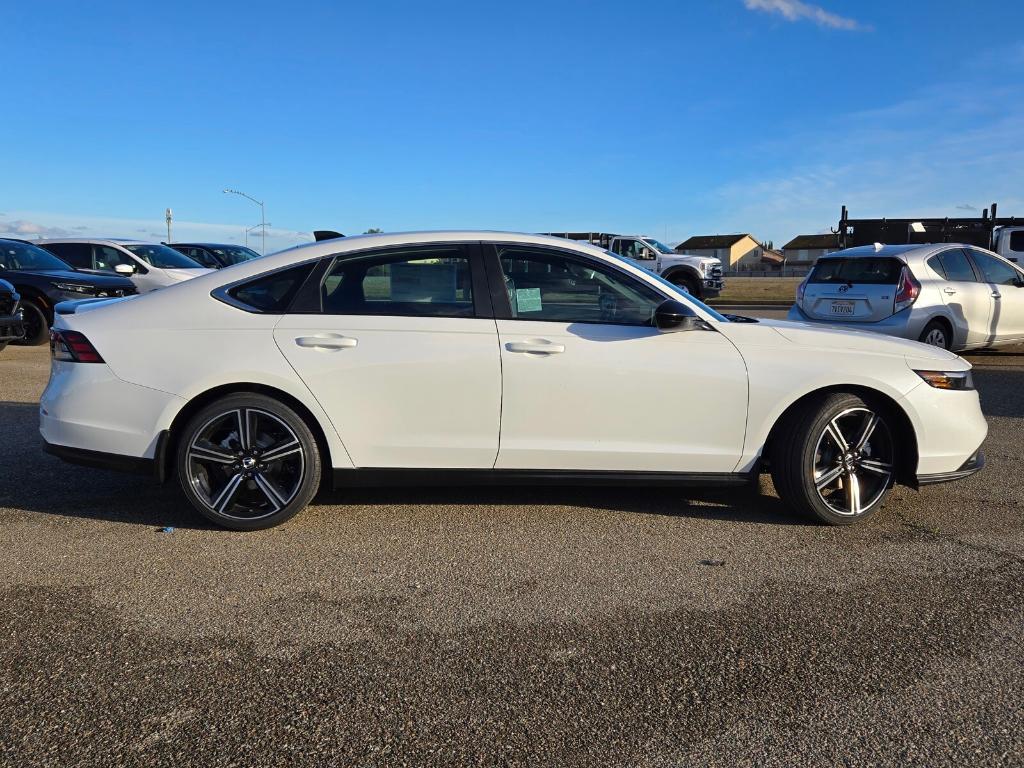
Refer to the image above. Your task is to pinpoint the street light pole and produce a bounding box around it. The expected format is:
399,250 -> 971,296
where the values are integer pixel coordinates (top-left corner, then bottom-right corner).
223,188 -> 266,255
245,223 -> 271,248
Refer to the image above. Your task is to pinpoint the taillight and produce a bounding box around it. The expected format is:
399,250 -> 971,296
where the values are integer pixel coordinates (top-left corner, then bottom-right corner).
50,329 -> 105,363
796,277 -> 808,305
894,267 -> 921,313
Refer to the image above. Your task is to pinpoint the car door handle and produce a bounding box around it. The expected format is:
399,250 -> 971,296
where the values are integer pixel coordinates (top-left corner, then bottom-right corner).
505,340 -> 566,355
991,291 -> 1002,299
943,287 -> 957,295
295,334 -> 358,350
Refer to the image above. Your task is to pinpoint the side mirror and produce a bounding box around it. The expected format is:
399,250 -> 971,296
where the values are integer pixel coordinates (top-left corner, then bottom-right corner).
642,248 -> 654,260
654,299 -> 706,332
114,263 -> 136,276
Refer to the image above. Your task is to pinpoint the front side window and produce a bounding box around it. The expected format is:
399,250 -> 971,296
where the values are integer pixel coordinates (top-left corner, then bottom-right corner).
969,250 -> 1022,287
92,245 -> 136,272
937,249 -> 978,283
124,244 -> 203,269
498,247 -> 663,326
1009,230 -> 1024,253
321,247 -> 474,318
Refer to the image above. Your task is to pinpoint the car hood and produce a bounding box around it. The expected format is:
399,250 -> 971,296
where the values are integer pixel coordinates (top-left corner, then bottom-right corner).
9,268 -> 135,288
755,319 -> 964,364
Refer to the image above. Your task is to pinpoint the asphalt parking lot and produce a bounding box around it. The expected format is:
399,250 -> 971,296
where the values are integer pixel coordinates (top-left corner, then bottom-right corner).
2,327 -> 1023,767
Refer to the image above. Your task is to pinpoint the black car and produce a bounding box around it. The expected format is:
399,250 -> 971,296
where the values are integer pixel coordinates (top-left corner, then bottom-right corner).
0,278 -> 25,351
0,239 -> 137,345
168,242 -> 262,269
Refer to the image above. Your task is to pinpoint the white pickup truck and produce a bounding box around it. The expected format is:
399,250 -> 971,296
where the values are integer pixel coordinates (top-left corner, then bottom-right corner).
544,232 -> 724,299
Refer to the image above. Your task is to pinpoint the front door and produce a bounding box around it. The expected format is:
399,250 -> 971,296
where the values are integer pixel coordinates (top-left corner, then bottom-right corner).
274,243 -> 502,468
488,244 -> 748,473
968,248 -> 1024,342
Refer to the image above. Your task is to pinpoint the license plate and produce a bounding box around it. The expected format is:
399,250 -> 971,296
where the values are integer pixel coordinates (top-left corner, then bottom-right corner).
830,301 -> 855,316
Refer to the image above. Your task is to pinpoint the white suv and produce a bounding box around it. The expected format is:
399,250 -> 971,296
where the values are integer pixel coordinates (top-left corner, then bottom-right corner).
37,239 -> 213,293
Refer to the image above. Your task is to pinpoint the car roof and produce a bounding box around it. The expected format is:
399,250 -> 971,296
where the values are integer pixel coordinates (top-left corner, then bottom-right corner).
171,242 -> 252,248
824,243 -> 984,261
34,238 -> 155,246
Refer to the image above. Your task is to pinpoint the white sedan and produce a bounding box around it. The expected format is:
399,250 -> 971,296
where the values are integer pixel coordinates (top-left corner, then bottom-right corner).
40,232 -> 987,529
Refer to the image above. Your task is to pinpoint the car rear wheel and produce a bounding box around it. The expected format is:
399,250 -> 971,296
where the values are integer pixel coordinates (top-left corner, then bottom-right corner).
13,299 -> 48,346
176,393 -> 321,530
919,320 -> 951,350
771,392 -> 896,525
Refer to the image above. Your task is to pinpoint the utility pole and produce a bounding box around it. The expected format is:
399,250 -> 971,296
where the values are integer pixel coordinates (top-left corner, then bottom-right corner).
165,208 -> 173,243
223,189 -> 266,255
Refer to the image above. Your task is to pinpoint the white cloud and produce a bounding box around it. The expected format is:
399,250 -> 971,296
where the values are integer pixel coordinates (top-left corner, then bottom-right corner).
0,216 -> 76,238
743,0 -> 864,30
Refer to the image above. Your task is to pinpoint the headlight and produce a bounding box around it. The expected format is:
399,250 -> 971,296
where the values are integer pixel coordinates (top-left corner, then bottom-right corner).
915,370 -> 974,391
52,282 -> 93,295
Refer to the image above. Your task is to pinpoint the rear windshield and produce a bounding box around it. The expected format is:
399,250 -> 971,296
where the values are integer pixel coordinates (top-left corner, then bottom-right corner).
809,257 -> 903,285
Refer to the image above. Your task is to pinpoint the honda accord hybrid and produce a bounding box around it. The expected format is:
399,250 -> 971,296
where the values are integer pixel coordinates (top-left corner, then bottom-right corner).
40,232 -> 987,529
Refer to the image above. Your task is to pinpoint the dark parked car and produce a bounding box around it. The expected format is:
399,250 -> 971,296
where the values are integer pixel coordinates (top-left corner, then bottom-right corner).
0,238 -> 136,345
168,242 -> 262,269
0,278 -> 25,351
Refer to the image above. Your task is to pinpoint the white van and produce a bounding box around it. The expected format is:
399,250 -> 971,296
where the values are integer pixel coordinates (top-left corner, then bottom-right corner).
37,239 -> 213,293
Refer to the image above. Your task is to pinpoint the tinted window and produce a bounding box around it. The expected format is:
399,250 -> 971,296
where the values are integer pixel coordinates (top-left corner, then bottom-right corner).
175,247 -> 219,269
0,241 -> 72,271
969,250 -> 1022,286
926,255 -> 946,279
228,263 -> 315,312
321,247 -> 474,318
209,246 -> 260,265
937,249 -> 977,282
809,257 -> 903,285
1009,230 -> 1024,253
40,242 -> 91,268
499,247 -> 662,325
124,244 -> 203,269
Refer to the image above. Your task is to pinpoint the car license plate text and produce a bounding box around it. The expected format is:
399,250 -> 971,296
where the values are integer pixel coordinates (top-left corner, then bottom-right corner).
830,301 -> 855,316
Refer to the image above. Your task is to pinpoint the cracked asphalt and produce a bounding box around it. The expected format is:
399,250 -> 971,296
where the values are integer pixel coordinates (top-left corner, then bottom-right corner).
1,332 -> 1023,767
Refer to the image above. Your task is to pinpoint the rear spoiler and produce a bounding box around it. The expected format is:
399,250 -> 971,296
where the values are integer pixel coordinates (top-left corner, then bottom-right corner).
313,230 -> 345,242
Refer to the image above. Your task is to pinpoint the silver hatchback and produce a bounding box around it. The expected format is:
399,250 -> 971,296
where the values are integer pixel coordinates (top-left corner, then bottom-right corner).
787,243 -> 1024,351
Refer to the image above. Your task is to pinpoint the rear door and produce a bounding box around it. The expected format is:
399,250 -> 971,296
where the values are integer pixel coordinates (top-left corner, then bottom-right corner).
966,249 -> 1024,342
273,242 -> 502,468
932,248 -> 994,347
800,256 -> 905,322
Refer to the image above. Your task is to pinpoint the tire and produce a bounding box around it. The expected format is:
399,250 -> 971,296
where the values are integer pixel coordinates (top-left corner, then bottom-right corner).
770,392 -> 897,525
918,320 -> 951,350
176,393 -> 322,530
668,273 -> 702,299
13,299 -> 48,346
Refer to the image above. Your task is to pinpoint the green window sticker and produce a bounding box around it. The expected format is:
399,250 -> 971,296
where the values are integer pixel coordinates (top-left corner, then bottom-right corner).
515,287 -> 542,313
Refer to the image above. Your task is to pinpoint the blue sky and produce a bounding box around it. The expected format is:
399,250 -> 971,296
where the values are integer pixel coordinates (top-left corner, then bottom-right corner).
2,0 -> 1023,251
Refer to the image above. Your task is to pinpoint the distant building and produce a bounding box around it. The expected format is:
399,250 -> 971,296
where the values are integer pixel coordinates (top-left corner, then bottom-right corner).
781,234 -> 839,266
675,234 -> 777,271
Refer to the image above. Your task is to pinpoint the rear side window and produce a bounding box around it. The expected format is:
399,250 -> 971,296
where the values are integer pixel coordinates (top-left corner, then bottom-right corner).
926,255 -> 946,279
40,242 -> 91,268
226,263 -> 315,312
808,257 -> 903,285
321,247 -> 474,317
937,249 -> 977,282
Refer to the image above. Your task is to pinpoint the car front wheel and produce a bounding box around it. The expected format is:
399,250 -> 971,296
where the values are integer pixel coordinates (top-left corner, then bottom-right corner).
13,299 -> 48,346
176,393 -> 321,530
771,392 -> 897,525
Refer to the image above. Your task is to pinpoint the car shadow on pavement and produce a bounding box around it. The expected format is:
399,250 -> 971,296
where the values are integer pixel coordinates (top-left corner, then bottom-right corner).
1,400 -> 799,529
971,367 -> 1024,419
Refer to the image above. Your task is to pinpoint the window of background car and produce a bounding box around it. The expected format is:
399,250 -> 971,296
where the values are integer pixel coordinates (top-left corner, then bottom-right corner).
321,247 -> 474,318
177,247 -> 220,269
227,263 -> 316,312
210,246 -> 260,265
1010,230 -> 1024,253
123,244 -> 203,269
938,249 -> 978,282
808,257 -> 903,284
969,250 -> 1022,286
926,255 -> 947,280
0,241 -> 72,271
39,242 -> 91,268
92,245 -> 137,272
498,247 -> 663,325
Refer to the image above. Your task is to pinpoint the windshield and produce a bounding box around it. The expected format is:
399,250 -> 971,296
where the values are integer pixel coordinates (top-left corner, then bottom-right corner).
644,239 -> 676,255
0,240 -> 73,271
210,245 -> 261,265
604,250 -> 729,322
124,244 -> 204,269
